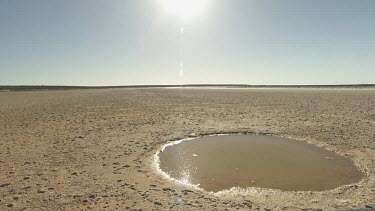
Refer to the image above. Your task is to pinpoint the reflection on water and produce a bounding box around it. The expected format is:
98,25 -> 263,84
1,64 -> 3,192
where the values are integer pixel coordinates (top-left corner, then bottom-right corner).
158,135 -> 364,192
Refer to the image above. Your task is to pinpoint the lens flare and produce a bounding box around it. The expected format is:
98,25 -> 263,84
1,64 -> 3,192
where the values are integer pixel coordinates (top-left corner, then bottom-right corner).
162,0 -> 207,21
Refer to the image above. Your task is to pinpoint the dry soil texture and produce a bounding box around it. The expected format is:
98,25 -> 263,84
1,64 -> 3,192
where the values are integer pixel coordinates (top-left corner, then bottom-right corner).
0,88 -> 374,210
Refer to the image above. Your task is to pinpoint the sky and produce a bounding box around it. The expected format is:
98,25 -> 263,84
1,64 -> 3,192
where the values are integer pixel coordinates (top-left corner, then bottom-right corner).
0,0 -> 374,86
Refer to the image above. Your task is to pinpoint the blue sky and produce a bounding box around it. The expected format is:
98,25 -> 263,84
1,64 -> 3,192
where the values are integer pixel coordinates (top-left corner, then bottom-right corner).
0,0 -> 374,85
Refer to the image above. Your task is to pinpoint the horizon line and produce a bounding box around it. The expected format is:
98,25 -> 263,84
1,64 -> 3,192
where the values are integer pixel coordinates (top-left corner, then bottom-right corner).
1,83 -> 375,91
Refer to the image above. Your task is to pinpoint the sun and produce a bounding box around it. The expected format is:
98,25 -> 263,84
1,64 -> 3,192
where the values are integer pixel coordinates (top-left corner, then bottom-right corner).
161,0 -> 207,21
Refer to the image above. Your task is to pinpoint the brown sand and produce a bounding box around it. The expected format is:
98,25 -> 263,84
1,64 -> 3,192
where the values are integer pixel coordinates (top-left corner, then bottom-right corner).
0,88 -> 374,210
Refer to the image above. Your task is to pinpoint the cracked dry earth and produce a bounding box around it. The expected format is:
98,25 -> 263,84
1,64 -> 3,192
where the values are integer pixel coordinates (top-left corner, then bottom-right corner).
0,88 -> 374,210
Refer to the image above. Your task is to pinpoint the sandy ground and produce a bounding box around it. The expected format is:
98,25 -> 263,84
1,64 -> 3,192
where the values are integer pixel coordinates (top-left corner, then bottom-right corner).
0,88 -> 374,210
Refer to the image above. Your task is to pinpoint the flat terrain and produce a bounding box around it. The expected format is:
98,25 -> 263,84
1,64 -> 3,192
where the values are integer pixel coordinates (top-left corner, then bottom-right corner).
0,88 -> 374,210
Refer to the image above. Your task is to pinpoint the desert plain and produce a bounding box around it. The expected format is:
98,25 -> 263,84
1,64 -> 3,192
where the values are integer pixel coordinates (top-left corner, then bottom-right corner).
0,88 -> 374,210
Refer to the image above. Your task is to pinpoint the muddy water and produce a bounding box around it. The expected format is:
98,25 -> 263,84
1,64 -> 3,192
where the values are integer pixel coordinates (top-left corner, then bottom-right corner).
158,135 -> 364,192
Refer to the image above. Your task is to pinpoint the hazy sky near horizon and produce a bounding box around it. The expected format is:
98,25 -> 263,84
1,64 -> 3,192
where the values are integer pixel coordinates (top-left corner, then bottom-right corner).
1,0 -> 374,85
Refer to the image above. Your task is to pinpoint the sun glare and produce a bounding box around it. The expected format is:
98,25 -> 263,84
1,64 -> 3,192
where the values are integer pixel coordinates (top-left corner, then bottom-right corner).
162,0 -> 207,21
